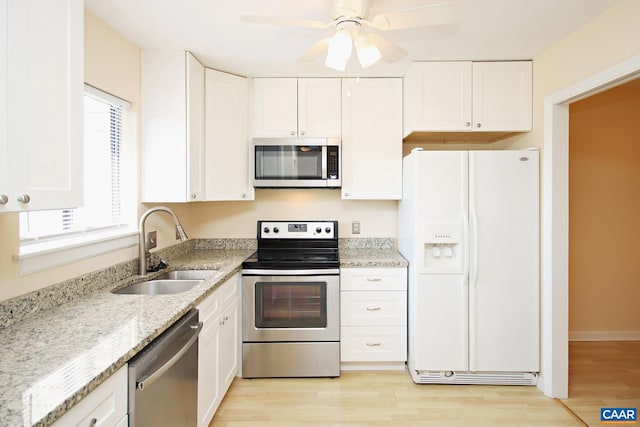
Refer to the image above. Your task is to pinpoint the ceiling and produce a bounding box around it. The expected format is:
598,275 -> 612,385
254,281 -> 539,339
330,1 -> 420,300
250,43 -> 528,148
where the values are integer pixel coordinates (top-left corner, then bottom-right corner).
84,0 -> 619,78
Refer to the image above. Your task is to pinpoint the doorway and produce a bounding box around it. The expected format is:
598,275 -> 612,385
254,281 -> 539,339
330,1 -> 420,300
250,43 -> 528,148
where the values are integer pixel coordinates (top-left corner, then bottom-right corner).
543,53 -> 640,399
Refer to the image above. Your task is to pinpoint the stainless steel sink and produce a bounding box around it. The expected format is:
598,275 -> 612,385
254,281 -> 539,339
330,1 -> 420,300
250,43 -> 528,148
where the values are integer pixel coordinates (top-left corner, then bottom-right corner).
155,269 -> 218,281
112,269 -> 219,295
113,279 -> 201,295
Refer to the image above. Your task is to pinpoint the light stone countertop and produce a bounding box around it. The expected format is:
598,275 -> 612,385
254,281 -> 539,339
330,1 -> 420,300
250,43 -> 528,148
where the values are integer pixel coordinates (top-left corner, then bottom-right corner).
0,248 -> 253,427
339,249 -> 408,268
0,238 -> 406,426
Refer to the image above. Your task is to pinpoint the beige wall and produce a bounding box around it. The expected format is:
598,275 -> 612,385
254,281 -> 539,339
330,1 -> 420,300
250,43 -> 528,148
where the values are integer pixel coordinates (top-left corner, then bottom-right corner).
179,189 -> 398,239
0,11 -> 141,301
506,0 -> 640,153
568,79 -> 640,333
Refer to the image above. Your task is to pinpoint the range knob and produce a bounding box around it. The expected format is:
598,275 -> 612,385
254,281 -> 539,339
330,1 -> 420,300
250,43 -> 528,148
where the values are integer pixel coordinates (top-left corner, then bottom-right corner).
263,227 -> 270,234
325,227 -> 332,234
316,227 -> 322,233
273,227 -> 280,233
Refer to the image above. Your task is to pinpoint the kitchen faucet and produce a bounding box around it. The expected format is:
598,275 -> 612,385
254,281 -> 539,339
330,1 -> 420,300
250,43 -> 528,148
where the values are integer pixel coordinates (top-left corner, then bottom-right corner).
138,206 -> 189,275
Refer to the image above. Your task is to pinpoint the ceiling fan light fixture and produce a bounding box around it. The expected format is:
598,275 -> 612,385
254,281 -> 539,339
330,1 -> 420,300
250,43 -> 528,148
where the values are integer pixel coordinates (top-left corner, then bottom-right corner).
355,34 -> 382,68
325,28 -> 353,71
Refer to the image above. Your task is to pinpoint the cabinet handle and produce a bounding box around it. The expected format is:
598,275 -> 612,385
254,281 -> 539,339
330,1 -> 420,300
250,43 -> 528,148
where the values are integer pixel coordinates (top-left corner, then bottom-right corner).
476,123 -> 482,128
290,130 -> 295,135
241,193 -> 246,199
88,418 -> 98,427
366,342 -> 382,347
191,193 -> 197,199
17,194 -> 31,204
366,278 -> 382,282
366,307 -> 381,311
343,192 -> 349,197
300,130 -> 305,135
0,194 -> 8,205
465,122 -> 471,127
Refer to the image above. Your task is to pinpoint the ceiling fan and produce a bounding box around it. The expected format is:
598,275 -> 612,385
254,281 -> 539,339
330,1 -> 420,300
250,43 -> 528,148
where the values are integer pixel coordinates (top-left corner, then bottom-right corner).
241,0 -> 458,71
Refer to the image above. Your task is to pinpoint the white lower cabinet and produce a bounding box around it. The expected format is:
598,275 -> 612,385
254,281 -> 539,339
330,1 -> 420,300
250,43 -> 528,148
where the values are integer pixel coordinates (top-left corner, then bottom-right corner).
197,273 -> 240,427
51,366 -> 127,427
340,268 -> 407,369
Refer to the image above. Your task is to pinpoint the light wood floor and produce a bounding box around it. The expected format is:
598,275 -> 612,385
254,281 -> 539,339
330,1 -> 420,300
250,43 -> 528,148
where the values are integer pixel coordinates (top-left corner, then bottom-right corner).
210,342 -> 639,426
562,341 -> 640,426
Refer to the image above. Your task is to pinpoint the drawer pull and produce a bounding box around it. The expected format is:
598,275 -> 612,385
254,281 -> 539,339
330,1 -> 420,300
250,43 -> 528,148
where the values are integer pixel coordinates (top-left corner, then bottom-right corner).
366,307 -> 381,311
89,418 -> 98,427
366,278 -> 382,282
366,342 -> 382,347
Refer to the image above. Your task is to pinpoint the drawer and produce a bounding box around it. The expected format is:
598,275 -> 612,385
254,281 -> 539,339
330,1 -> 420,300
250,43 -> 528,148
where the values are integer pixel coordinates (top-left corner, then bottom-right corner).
340,326 -> 407,362
340,268 -> 407,291
341,291 -> 406,326
52,366 -> 127,427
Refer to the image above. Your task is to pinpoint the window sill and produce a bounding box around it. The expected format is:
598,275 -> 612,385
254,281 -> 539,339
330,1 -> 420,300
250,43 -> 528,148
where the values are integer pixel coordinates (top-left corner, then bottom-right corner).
15,228 -> 139,275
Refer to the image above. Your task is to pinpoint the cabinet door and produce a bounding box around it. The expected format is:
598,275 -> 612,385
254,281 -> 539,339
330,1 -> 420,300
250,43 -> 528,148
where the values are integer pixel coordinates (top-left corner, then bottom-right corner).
404,61 -> 472,133
186,52 -> 205,201
5,0 -> 83,212
472,61 -> 532,131
142,51 -> 205,202
252,78 -> 297,137
197,310 -> 222,427
219,298 -> 239,392
297,78 -> 341,137
341,78 -> 402,200
205,69 -> 253,201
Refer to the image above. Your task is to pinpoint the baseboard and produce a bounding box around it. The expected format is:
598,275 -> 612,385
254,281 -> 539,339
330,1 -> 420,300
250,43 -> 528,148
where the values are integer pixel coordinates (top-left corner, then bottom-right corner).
569,330 -> 640,341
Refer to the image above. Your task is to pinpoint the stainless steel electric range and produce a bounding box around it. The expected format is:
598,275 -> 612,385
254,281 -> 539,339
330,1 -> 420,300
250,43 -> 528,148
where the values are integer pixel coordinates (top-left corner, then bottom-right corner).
241,220 -> 340,378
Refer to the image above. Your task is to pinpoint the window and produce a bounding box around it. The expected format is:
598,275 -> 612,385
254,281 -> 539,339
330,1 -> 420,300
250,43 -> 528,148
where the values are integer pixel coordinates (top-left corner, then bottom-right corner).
18,85 -> 137,273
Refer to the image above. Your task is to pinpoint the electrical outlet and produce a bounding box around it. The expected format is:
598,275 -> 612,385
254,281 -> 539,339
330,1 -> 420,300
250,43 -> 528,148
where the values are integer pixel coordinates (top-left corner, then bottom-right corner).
352,220 -> 361,234
147,230 -> 157,249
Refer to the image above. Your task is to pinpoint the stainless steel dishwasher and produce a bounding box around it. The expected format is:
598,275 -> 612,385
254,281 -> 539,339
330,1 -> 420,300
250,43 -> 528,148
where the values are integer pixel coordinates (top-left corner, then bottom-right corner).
128,309 -> 202,427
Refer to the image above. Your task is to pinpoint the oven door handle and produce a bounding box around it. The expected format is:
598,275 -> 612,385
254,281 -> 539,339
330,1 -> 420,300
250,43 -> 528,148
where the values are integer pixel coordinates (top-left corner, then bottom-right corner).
242,268 -> 340,276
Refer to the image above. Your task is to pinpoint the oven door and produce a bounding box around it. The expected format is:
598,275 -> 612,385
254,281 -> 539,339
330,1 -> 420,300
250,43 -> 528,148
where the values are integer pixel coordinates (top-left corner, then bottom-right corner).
242,274 -> 340,342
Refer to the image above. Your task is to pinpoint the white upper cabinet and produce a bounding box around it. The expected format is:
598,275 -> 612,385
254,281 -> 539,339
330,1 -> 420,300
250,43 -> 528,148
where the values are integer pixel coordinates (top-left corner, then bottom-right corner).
403,61 -> 532,136
297,78 -> 341,137
142,51 -> 205,202
205,68 -> 253,201
252,78 -> 341,138
341,78 -> 403,200
1,0 -> 83,213
471,61 -> 532,131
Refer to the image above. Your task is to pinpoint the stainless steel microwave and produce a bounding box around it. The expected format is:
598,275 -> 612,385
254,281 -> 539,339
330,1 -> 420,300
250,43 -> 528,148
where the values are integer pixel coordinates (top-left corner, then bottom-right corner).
252,137 -> 341,188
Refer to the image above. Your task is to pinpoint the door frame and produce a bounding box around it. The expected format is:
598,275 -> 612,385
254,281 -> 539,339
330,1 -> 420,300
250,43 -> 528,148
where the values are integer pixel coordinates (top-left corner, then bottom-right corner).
542,53 -> 640,398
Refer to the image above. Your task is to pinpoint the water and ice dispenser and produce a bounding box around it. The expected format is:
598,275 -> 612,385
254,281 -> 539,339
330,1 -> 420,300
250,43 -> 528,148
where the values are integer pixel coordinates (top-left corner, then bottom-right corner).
421,223 -> 464,274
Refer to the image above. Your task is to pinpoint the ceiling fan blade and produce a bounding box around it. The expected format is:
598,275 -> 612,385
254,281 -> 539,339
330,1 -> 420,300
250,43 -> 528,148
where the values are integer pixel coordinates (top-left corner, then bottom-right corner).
240,15 -> 330,29
295,38 -> 332,62
369,34 -> 409,62
367,0 -> 457,31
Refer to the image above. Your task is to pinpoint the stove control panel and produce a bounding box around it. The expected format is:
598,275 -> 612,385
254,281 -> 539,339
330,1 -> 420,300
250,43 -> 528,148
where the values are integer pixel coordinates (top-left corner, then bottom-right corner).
259,221 -> 337,239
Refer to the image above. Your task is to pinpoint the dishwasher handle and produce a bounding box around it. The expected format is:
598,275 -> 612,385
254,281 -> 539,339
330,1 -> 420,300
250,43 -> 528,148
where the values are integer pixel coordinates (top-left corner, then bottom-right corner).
136,321 -> 203,391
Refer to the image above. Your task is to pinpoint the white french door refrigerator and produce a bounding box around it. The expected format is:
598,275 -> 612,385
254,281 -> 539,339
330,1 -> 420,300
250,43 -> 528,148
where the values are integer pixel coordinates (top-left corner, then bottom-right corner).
398,149 -> 539,385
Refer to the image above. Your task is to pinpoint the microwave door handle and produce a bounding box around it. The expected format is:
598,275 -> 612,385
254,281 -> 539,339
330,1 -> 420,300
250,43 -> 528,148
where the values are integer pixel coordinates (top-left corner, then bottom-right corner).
321,146 -> 327,179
